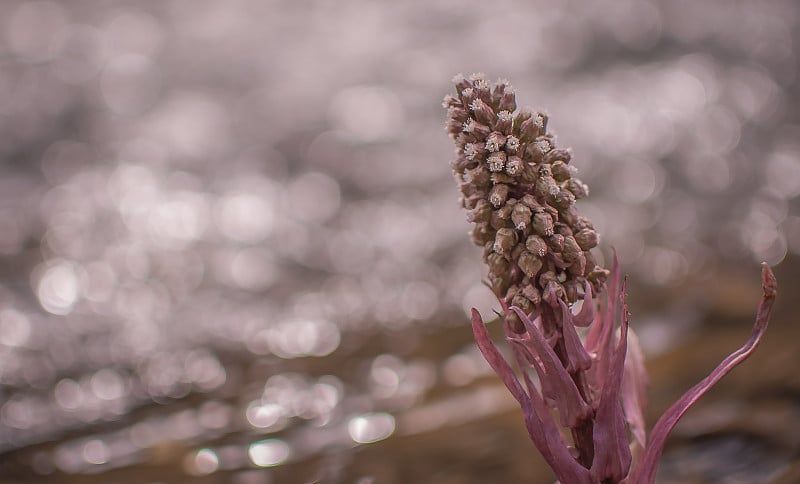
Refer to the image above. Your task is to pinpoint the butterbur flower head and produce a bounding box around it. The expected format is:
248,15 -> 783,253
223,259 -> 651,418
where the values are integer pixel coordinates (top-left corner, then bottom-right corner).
445,75 -> 602,306
445,74 -> 777,484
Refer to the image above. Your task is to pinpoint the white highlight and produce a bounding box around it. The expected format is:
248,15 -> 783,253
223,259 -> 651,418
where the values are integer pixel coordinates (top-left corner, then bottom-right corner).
348,412 -> 396,444
36,260 -> 80,315
248,439 -> 290,467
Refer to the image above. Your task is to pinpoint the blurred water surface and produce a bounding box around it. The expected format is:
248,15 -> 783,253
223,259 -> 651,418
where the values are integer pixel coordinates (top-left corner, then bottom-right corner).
1,1 -> 799,483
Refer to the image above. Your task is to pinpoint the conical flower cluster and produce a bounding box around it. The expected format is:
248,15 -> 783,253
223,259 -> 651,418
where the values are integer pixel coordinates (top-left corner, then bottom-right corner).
444,73 -> 607,329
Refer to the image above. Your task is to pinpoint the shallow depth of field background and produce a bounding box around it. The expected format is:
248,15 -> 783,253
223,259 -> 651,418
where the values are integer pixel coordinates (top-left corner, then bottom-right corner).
0,1 -> 799,483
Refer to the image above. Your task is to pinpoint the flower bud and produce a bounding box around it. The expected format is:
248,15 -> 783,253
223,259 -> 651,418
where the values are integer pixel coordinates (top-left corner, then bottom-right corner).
522,284 -> 541,305
551,160 -> 572,182
464,142 -> 486,162
447,118 -> 464,137
563,279 -> 580,303
475,88 -> 491,105
547,233 -> 565,251
513,110 -> 532,135
574,228 -> 598,250
491,205 -> 514,230
471,222 -> 494,245
555,223 -> 573,237
461,192 -> 482,210
489,184 -> 509,207
505,311 -> 524,334
533,112 -> 548,132
460,191 -> 475,211
512,203 -> 533,230
559,205 -> 578,226
451,156 -> 473,172
519,116 -> 539,142
519,194 -> 542,211
460,87 -> 476,105
528,136 -> 553,162
470,98 -> 495,126
543,147 -> 572,164
505,156 -> 523,176
536,178 -> 559,202
543,280 -> 564,307
511,293 -> 534,315
485,131 -> 506,152
562,235 -> 582,262
519,163 -> 538,184
587,266 -> 610,287
536,166 -> 560,199
526,234 -> 548,257
584,250 -> 597,275
518,250 -> 544,278
472,73 -> 488,84
505,284 -> 520,300
505,135 -> 520,153
510,243 -> 525,262
493,227 -> 518,255
575,216 -> 594,232
487,251 -> 510,275
442,93 -> 459,109
553,187 -> 576,209
538,270 -> 557,287
489,271 -> 512,297
491,173 -> 516,185
567,178 -> 589,200
533,212 -> 554,236
498,87 -> 517,113
492,79 -> 510,104
455,133 -> 473,146
462,118 -> 491,138
487,152 -> 507,172
482,240 -> 494,259
452,73 -> 470,93
463,164 -> 490,186
448,103 -> 469,120
495,110 -> 513,134
567,251 -> 587,277
467,199 -> 492,223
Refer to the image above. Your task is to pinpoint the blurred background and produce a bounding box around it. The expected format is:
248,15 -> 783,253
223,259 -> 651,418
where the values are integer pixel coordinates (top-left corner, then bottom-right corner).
0,0 -> 798,483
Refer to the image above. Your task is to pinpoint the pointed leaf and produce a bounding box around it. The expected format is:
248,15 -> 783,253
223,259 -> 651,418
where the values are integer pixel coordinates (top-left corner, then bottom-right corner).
590,279 -> 633,482
508,331 -> 558,406
622,326 -> 648,450
558,298 -> 592,372
572,280 -> 596,327
471,309 -> 592,483
512,343 -> 594,484
510,306 -> 593,428
586,255 -> 622,391
630,264 -> 777,484
471,309 -> 528,405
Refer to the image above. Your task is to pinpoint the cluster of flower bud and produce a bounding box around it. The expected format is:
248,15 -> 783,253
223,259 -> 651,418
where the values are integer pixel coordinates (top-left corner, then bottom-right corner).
445,73 -> 608,316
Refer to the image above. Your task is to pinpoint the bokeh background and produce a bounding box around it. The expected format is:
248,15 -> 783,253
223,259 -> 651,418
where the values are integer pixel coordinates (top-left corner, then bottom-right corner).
1,1 -> 799,483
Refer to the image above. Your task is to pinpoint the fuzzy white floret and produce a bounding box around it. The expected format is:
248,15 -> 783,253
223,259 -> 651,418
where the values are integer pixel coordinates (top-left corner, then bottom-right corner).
497,110 -> 513,121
